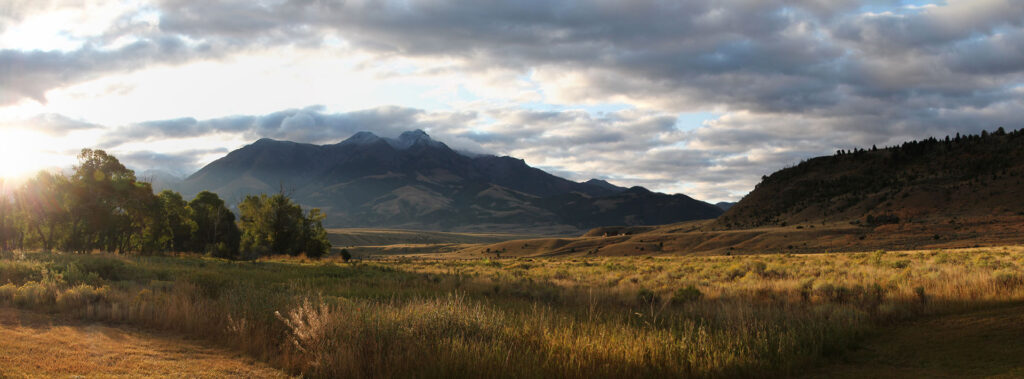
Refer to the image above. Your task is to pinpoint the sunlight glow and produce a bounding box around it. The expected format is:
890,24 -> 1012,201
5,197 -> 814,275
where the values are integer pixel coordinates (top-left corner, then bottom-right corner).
0,129 -> 64,180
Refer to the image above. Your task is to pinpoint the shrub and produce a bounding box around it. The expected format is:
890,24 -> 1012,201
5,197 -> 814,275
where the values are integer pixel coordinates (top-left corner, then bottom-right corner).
63,262 -> 101,286
0,261 -> 43,285
76,256 -> 131,281
14,281 -> 54,308
890,259 -> 911,269
870,250 -> 886,266
0,283 -> 15,304
815,283 -> 851,303
56,284 -> 103,312
275,298 -> 338,370
671,285 -> 703,304
636,288 -> 659,305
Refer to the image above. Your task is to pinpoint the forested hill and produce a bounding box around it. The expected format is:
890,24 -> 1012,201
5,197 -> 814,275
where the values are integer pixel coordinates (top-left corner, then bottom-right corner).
717,128 -> 1024,229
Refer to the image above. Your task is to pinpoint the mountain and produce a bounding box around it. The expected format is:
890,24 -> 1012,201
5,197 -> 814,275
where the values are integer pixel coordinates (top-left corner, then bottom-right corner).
715,202 -> 736,211
136,169 -> 183,192
452,128 -> 1024,257
717,128 -> 1024,229
178,130 -> 722,231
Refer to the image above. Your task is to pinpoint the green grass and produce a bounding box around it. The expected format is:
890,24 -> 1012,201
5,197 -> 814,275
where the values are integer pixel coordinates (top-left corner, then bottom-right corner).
1,247 -> 1023,377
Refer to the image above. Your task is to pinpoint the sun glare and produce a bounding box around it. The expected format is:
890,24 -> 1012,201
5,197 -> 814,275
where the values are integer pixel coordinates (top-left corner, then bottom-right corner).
0,130 -> 58,181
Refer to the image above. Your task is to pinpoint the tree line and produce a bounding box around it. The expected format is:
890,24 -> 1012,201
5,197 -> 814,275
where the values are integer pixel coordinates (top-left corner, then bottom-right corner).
0,149 -> 330,259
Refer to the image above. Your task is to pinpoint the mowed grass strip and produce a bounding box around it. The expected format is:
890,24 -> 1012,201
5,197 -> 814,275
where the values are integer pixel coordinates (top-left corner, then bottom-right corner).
0,307 -> 287,378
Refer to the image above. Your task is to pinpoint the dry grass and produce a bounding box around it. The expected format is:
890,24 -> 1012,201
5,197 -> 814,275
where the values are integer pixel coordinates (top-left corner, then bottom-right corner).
0,307 -> 286,378
454,216 -> 1024,257
1,246 -> 1023,377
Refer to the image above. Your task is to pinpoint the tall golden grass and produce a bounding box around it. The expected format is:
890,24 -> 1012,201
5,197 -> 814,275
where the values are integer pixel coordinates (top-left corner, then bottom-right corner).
0,247 -> 1022,377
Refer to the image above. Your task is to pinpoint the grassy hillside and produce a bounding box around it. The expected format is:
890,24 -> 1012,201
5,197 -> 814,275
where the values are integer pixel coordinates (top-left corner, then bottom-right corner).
718,128 -> 1024,229
3,247 -> 1024,377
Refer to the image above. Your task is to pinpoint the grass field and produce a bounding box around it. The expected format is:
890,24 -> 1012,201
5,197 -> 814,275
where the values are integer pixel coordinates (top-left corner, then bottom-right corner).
2,246 -> 1023,377
327,228 -> 543,258
453,216 -> 1024,258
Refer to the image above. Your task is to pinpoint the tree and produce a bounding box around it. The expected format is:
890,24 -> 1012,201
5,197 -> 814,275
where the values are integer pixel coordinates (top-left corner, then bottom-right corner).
16,171 -> 71,251
189,191 -> 240,259
156,190 -> 196,252
0,179 -> 17,252
300,208 -> 330,259
238,193 -> 330,258
65,149 -> 144,253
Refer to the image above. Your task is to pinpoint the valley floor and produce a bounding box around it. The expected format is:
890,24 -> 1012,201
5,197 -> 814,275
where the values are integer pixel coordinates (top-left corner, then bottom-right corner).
0,307 -> 286,378
3,246 -> 1024,377
5,303 -> 1023,378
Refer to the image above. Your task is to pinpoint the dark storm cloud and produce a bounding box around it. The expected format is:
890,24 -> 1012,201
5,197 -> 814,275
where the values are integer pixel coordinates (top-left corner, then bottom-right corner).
7,1 -> 1024,121
0,36 -> 218,104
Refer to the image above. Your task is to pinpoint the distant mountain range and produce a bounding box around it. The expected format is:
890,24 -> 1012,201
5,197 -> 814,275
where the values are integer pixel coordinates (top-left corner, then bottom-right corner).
173,130 -> 723,231
715,202 -> 736,211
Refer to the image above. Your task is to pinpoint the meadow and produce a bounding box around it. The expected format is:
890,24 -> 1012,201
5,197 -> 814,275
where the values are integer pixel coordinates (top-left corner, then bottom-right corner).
1,247 -> 1023,378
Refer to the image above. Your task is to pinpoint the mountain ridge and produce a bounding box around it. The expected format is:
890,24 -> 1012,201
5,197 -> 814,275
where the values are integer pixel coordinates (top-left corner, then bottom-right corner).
177,130 -> 723,231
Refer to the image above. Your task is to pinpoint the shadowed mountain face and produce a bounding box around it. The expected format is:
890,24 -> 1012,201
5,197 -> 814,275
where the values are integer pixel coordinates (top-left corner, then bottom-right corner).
179,130 -> 722,231
717,128 -> 1024,229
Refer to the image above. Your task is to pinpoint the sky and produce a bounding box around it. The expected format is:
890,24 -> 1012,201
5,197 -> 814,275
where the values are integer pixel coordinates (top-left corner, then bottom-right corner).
1,0 -> 1023,202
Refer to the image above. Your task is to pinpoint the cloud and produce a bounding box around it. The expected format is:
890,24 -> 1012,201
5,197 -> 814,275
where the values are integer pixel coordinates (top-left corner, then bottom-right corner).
2,113 -> 101,135
0,36 -> 220,105
97,105 -> 431,147
5,0 -> 1024,202
117,148 -> 228,176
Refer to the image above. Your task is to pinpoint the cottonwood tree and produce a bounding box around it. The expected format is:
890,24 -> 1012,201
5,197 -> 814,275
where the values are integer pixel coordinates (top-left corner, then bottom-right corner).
238,193 -> 330,258
16,171 -> 71,251
189,191 -> 240,259
62,149 -> 162,254
156,190 -> 196,252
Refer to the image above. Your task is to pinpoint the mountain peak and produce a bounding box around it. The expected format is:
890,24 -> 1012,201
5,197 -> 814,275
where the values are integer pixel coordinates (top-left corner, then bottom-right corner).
626,186 -> 652,194
400,129 -> 429,139
340,131 -> 383,145
389,129 -> 445,150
